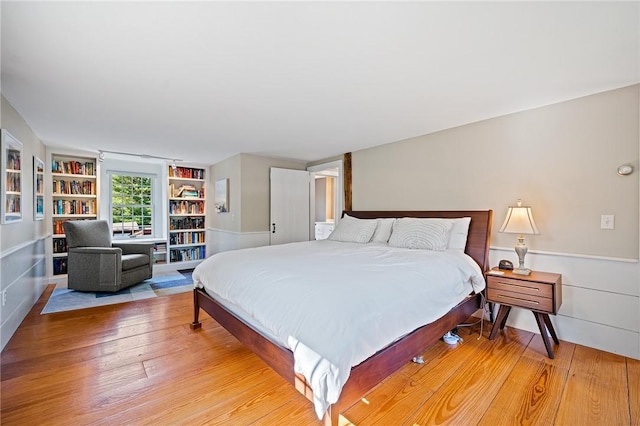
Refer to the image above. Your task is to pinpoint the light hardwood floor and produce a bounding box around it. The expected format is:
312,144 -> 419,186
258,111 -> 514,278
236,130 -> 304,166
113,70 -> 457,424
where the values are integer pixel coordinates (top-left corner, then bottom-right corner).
2,285 -> 638,425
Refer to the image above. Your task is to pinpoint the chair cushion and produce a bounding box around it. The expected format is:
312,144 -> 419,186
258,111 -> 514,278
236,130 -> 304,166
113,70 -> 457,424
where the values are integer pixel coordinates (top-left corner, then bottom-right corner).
63,220 -> 112,248
121,254 -> 150,271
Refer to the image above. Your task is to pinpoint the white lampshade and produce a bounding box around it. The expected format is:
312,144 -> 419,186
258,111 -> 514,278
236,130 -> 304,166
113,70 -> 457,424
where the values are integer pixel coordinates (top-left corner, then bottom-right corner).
499,200 -> 539,235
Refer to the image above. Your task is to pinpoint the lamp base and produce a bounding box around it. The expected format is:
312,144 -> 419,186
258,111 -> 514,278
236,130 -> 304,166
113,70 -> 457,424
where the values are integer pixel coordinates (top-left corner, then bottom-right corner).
512,268 -> 531,276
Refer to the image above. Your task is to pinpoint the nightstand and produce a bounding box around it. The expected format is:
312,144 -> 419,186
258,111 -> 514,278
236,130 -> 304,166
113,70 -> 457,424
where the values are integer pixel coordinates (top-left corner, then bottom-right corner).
486,269 -> 562,358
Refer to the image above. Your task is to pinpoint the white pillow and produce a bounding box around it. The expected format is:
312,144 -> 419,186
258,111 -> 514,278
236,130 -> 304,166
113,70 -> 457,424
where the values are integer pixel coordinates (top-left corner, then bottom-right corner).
448,217 -> 471,251
371,218 -> 395,243
328,215 -> 377,243
388,218 -> 453,250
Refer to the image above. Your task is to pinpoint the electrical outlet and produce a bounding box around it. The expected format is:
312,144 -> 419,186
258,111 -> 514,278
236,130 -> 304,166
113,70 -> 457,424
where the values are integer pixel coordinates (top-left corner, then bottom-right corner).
601,214 -> 615,230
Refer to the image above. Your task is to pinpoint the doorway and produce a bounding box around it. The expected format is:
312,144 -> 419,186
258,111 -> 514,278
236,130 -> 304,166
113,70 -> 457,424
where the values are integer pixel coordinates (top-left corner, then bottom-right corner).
308,160 -> 343,240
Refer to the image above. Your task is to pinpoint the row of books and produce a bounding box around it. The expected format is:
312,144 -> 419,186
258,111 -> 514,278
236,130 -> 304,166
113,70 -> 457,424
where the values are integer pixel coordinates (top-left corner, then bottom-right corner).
169,200 -> 205,215
169,184 -> 204,198
169,217 -> 205,230
53,219 -> 70,235
169,231 -> 205,245
53,257 -> 68,275
5,196 -> 21,213
53,238 -> 68,254
169,167 -> 204,179
170,246 -> 206,262
52,179 -> 94,195
5,174 -> 20,192
154,243 -> 167,252
52,160 -> 95,176
5,149 -> 20,170
52,199 -> 96,215
36,176 -> 44,194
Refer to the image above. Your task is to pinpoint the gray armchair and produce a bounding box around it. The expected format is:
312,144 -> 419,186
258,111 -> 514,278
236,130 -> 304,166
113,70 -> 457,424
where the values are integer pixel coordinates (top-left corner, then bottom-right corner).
63,220 -> 154,292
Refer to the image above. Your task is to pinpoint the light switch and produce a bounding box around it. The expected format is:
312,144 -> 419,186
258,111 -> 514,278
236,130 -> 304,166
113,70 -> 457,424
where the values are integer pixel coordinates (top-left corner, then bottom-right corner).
600,214 -> 615,230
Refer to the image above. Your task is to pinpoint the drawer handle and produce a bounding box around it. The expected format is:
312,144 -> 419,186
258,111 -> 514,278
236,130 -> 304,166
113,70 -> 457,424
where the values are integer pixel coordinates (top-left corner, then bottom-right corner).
497,294 -> 539,304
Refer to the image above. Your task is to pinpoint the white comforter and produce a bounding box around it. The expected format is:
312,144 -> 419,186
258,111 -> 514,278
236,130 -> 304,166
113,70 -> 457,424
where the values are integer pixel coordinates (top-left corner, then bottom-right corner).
192,240 -> 485,419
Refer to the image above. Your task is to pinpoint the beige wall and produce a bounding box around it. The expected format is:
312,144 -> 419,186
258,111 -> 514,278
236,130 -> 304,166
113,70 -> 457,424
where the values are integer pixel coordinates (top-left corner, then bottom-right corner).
0,96 -> 48,252
210,154 -> 242,233
353,85 -> 639,259
210,153 -> 306,233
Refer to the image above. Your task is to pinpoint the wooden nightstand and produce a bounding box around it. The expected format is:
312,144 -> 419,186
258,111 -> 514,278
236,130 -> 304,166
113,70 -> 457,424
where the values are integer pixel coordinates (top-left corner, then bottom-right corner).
486,269 -> 562,358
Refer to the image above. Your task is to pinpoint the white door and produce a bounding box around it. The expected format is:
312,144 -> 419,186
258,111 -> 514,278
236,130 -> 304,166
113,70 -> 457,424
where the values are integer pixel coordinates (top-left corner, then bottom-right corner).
270,168 -> 311,245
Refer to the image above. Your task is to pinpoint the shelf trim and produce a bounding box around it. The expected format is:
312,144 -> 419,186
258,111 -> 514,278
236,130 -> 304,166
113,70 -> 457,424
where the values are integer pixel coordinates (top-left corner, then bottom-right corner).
52,194 -> 96,199
169,243 -> 206,248
52,214 -> 98,218
51,172 -> 96,178
168,177 -> 205,181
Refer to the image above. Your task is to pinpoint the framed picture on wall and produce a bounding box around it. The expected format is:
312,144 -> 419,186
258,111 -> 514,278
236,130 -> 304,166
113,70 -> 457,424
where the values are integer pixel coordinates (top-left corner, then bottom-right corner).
215,178 -> 228,213
1,129 -> 23,224
34,156 -> 45,220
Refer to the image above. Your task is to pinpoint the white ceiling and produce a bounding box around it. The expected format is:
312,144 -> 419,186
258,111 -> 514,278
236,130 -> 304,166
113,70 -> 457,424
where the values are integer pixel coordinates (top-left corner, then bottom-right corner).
2,1 -> 639,165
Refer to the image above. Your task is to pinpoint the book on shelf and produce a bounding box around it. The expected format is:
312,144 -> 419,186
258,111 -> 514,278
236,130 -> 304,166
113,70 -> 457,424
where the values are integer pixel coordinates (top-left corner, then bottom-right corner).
52,199 -> 95,215
52,179 -> 93,195
175,184 -> 199,198
169,167 -> 204,180
52,160 -> 95,176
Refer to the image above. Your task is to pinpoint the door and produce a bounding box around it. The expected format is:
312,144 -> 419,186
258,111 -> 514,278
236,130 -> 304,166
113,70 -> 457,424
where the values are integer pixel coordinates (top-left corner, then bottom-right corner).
270,168 -> 311,245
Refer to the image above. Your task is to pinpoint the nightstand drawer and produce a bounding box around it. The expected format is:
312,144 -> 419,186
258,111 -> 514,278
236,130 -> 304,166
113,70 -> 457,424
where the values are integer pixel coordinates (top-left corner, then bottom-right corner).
487,277 -> 553,299
486,287 -> 553,312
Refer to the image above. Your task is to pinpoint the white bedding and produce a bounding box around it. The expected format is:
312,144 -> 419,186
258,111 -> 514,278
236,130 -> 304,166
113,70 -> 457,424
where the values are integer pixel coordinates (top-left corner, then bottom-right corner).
192,240 -> 485,419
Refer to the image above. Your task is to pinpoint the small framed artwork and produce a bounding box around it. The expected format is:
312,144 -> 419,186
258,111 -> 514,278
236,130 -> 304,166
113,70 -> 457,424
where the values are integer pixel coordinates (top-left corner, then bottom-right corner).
34,156 -> 45,220
1,129 -> 23,224
215,178 -> 228,213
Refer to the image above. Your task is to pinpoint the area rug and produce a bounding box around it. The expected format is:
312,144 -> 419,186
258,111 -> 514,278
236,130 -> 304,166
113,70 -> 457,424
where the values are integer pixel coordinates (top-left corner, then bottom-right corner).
41,269 -> 194,314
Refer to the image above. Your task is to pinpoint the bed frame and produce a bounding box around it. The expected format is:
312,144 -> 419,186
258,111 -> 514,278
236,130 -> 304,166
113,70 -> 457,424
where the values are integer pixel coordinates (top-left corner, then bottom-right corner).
190,210 -> 493,425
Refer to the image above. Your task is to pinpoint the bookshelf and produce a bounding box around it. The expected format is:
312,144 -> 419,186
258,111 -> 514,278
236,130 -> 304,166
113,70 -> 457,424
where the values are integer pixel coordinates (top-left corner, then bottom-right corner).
34,156 -> 45,220
168,165 -> 206,267
50,153 -> 98,275
153,241 -> 167,265
1,130 -> 23,224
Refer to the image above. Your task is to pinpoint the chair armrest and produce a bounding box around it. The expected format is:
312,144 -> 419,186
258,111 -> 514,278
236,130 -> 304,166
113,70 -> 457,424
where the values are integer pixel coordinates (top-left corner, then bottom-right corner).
112,242 -> 154,256
67,247 -> 122,289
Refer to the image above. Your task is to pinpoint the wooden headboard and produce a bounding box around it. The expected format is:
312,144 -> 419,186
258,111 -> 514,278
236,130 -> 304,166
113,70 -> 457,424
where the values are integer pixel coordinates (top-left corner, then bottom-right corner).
344,210 -> 493,272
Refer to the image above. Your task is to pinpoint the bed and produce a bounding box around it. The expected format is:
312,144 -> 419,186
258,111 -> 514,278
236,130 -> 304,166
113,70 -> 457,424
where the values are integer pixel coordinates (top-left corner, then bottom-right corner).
190,210 -> 493,425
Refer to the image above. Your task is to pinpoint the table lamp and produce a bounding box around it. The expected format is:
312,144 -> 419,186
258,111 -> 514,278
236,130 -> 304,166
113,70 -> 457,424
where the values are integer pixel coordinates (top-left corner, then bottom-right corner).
499,199 -> 539,275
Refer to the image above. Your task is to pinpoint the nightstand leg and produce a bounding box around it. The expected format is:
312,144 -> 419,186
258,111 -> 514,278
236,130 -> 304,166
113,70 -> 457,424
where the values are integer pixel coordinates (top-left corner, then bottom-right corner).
542,314 -> 560,344
498,305 -> 511,329
533,312 -> 555,359
489,305 -> 511,340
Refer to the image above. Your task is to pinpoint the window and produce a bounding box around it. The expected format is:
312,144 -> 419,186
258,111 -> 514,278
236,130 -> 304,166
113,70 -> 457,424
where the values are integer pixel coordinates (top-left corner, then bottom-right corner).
110,173 -> 153,238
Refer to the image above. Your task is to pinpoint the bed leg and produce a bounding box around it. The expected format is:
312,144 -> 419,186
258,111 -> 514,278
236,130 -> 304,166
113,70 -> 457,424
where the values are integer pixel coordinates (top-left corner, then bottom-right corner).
190,289 -> 202,330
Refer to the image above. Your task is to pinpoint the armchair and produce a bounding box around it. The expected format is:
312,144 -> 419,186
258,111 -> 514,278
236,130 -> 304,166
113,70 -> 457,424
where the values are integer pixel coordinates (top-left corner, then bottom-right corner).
63,220 -> 154,292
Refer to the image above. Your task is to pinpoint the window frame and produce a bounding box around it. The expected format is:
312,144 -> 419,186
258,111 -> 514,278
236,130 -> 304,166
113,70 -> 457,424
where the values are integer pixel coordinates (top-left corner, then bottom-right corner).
108,171 -> 155,240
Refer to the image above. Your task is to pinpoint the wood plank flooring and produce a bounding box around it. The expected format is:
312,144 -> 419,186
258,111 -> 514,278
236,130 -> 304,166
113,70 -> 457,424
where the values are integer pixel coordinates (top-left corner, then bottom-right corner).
1,285 -> 638,425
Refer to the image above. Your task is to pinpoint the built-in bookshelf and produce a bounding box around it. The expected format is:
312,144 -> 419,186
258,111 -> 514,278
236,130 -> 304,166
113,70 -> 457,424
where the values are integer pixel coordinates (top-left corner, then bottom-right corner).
50,154 -> 98,275
153,242 -> 167,265
34,157 -> 45,220
168,166 -> 206,267
1,130 -> 23,224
